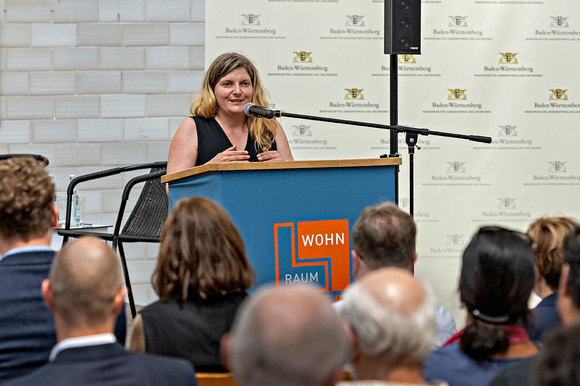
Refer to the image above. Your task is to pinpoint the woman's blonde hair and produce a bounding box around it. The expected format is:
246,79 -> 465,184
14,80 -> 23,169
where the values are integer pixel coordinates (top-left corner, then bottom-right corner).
191,52 -> 277,151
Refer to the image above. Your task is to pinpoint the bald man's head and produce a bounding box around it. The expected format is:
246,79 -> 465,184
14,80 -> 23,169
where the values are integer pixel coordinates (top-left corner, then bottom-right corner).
46,237 -> 123,330
340,267 -> 436,365
229,285 -> 349,386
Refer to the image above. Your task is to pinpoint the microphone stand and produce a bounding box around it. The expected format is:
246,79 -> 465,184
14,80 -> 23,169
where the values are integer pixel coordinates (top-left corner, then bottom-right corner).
271,109 -> 492,216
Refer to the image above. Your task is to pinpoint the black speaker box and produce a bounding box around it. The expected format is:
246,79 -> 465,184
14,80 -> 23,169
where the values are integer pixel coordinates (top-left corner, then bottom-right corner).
384,0 -> 421,55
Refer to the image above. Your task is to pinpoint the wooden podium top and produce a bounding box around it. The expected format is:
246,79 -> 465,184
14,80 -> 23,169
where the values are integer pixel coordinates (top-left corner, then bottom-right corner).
161,158 -> 402,183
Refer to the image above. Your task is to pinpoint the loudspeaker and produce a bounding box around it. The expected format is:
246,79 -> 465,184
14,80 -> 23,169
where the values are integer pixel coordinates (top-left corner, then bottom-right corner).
384,0 -> 421,55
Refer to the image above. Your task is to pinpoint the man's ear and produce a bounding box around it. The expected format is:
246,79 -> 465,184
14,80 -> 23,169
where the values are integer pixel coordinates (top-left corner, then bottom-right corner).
409,251 -> 417,271
51,204 -> 59,228
41,279 -> 55,310
220,332 -> 234,372
352,250 -> 366,281
343,323 -> 360,361
560,264 -> 571,296
113,287 -> 127,316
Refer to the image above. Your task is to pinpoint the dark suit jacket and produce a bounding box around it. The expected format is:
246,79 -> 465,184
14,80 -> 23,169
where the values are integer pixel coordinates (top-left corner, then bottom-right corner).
526,292 -> 560,343
5,343 -> 198,386
0,250 -> 56,382
0,249 -> 127,382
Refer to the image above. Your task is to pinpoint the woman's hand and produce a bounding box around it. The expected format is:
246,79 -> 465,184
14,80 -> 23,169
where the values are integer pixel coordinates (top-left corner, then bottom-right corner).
257,148 -> 286,162
208,145 -> 250,164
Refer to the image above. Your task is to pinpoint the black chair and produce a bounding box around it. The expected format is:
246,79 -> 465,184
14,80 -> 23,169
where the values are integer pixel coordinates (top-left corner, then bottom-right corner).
0,153 -> 49,165
57,161 -> 168,318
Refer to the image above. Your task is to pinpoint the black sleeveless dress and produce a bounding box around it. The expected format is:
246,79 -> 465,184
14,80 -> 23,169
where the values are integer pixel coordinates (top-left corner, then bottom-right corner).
193,116 -> 277,165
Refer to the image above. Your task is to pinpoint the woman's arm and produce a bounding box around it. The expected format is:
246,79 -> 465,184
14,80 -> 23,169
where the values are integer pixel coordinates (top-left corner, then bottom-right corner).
167,118 -> 199,176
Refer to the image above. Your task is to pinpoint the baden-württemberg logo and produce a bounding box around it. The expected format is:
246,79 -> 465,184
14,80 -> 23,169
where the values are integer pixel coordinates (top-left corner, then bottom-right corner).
345,15 -> 365,26
424,161 -> 488,186
427,233 -> 466,257
529,16 -> 580,41
289,124 -> 334,151
427,15 -> 487,41
527,88 -> 580,113
294,51 -> 312,63
323,14 -> 381,40
220,13 -> 280,39
426,87 -> 490,113
476,198 -> 532,222
476,124 -> 538,151
269,51 -> 335,77
527,160 -> 580,186
345,88 -> 364,100
477,51 -> 537,77
241,14 -> 260,26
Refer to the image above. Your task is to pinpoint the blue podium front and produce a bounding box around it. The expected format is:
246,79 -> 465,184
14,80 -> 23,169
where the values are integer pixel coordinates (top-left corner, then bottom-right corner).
163,158 -> 401,301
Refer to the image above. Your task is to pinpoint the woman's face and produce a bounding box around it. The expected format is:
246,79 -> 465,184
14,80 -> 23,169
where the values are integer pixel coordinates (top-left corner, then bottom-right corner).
214,67 -> 253,116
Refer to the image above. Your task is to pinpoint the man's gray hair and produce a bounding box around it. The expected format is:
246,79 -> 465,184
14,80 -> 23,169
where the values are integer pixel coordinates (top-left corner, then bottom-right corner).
231,285 -> 349,386
339,276 -> 436,364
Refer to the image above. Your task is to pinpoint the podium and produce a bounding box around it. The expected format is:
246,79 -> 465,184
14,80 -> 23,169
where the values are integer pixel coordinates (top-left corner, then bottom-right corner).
162,158 -> 401,300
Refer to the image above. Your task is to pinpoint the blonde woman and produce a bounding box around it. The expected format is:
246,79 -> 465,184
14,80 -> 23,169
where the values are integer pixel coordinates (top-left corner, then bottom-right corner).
167,52 -> 293,175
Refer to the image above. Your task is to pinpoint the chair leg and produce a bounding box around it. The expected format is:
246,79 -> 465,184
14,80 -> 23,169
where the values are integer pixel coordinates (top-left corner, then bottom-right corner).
117,242 -> 137,319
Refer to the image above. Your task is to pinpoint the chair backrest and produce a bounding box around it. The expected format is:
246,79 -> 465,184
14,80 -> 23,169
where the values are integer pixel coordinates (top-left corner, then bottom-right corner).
121,167 -> 168,240
195,373 -> 237,386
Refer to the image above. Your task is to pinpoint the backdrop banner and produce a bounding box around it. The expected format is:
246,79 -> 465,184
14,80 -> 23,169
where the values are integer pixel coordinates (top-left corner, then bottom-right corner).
206,0 -> 580,325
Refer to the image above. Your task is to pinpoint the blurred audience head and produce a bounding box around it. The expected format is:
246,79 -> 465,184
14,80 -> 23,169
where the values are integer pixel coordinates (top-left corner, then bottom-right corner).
42,237 -> 124,335
559,226 -> 580,324
535,324 -> 580,386
527,216 -> 579,295
459,226 -> 535,360
153,197 -> 254,301
0,156 -> 55,243
226,285 -> 349,386
339,267 -> 436,382
351,201 -> 416,278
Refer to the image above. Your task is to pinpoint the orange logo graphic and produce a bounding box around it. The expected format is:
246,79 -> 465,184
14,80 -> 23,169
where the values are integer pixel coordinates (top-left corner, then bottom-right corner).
274,220 -> 351,294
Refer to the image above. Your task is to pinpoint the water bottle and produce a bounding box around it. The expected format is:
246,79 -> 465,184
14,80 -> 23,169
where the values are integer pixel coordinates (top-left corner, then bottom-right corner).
69,175 -> 82,227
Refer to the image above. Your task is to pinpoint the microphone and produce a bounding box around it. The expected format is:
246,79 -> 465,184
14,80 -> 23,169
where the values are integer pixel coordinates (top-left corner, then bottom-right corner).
244,103 -> 279,119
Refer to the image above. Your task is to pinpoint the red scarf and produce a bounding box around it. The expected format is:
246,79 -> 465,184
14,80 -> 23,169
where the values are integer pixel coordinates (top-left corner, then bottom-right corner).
442,324 -> 530,347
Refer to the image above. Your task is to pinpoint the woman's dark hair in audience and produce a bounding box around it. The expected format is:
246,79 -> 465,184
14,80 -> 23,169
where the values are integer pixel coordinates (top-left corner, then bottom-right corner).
535,324 -> 580,386
152,197 -> 255,300
459,226 -> 535,361
563,226 -> 580,308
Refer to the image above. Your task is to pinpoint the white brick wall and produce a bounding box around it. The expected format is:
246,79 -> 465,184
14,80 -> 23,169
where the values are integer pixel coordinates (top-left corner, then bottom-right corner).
0,0 -> 206,307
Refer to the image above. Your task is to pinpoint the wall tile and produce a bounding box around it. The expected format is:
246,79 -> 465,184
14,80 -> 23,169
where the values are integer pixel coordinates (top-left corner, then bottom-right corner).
55,143 -> 102,166
4,0 -> 52,22
78,118 -> 123,142
102,142 -> 148,165
99,0 -> 145,22
32,119 -> 77,143
100,47 -> 145,70
78,24 -> 123,46
6,48 -> 52,71
167,70 -> 203,93
52,0 -> 98,23
145,47 -> 189,70
146,93 -> 191,117
122,71 -> 166,94
77,71 -> 122,94
124,24 -> 169,46
53,48 -> 99,70
101,95 -> 146,118
0,120 -> 31,144
0,72 -> 29,95
145,0 -> 190,22
170,23 -> 204,46
124,117 -> 169,141
5,96 -> 53,119
31,24 -> 77,47
54,96 -> 100,119
29,71 -> 75,95
0,24 -> 31,47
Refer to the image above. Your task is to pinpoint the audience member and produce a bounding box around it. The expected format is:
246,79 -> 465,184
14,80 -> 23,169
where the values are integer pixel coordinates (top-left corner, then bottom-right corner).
222,284 -> 349,386
423,226 -> 538,386
0,157 -> 59,380
526,216 -> 579,342
130,197 -> 255,372
339,267 -> 444,385
534,323 -> 580,386
335,201 -> 456,347
5,237 -> 197,385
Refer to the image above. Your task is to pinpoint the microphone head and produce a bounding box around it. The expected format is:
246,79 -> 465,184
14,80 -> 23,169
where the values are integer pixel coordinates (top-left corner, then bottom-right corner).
244,102 -> 255,116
